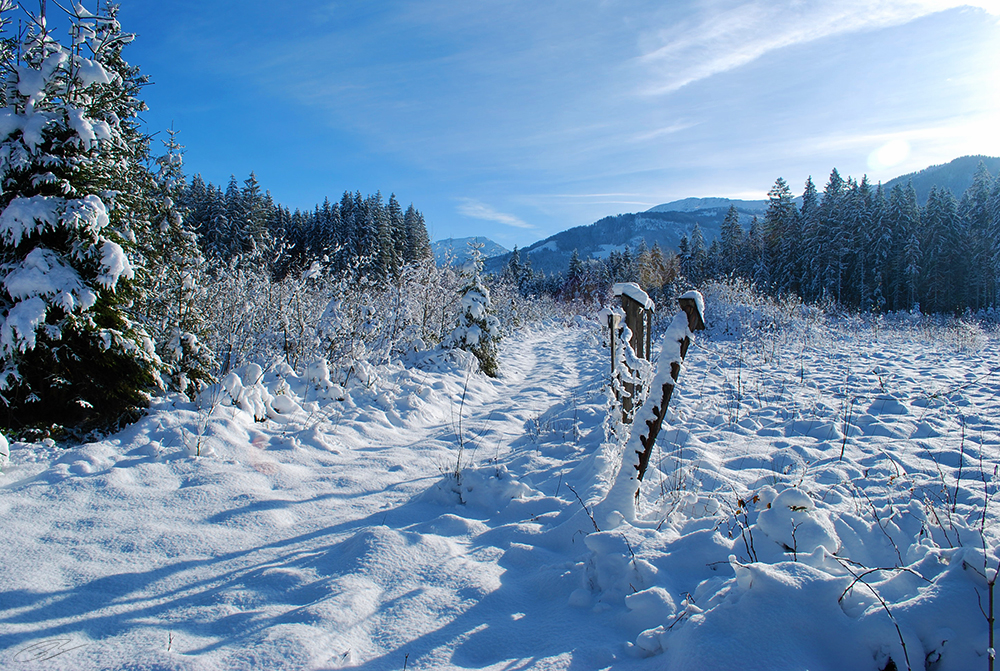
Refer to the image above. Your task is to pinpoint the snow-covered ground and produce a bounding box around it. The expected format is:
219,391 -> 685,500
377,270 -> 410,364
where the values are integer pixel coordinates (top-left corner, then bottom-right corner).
1,309 -> 998,670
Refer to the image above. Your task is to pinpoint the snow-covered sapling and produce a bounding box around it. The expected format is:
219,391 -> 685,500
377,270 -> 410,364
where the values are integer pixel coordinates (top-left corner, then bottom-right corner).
444,243 -> 501,377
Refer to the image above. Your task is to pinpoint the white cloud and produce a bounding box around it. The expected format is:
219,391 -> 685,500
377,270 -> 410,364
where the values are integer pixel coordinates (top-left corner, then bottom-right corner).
456,199 -> 533,229
637,1 -> 1000,94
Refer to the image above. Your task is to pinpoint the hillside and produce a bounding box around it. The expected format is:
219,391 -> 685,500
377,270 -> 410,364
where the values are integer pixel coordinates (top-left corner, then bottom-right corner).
485,204 -> 760,276
646,197 -> 768,214
883,155 -> 1000,205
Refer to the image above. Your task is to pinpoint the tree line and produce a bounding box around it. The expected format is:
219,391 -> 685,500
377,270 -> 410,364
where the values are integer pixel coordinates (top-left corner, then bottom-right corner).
686,165 -> 1000,314
524,163 -> 1000,316
181,174 -> 431,281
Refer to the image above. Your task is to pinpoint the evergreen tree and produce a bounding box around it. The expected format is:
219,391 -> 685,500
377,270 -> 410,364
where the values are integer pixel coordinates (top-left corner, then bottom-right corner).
719,205 -> 744,277
0,4 -> 160,435
959,162 -> 994,308
445,243 -> 500,377
798,177 -> 821,301
841,176 -> 872,309
763,177 -> 799,295
818,169 -> 847,301
869,184 -> 891,313
403,204 -> 431,264
988,173 -> 1000,305
136,129 -> 216,396
920,187 -> 963,313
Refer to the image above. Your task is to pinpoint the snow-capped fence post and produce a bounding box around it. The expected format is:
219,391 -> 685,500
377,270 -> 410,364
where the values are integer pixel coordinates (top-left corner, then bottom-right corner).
634,292 -> 705,481
612,283 -> 655,423
596,290 -> 704,528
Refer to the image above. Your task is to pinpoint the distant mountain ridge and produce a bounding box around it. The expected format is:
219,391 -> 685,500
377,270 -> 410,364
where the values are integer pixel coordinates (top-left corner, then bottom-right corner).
482,154 -> 998,276
647,197 -> 768,214
433,236 -> 509,265
485,204 -> 762,276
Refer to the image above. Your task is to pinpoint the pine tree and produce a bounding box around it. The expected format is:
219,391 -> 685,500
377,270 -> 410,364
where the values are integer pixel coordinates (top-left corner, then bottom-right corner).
869,184 -> 891,313
719,205 -> 744,277
841,176 -> 873,309
988,173 -> 1000,306
818,169 -> 847,301
0,4 -> 160,436
959,162 -> 994,308
136,129 -> 216,396
403,204 -> 431,264
920,187 -> 963,313
445,243 -> 501,376
798,177 -> 821,301
763,177 -> 799,295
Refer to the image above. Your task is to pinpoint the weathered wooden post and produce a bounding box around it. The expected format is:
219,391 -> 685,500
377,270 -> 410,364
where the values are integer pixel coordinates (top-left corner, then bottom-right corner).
607,310 -> 620,375
611,283 -> 655,422
597,290 -> 706,527
634,291 -> 705,481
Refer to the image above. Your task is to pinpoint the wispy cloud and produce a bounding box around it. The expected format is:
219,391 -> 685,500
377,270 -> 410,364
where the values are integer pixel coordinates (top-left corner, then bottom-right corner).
637,1 -> 1000,94
456,199 -> 533,229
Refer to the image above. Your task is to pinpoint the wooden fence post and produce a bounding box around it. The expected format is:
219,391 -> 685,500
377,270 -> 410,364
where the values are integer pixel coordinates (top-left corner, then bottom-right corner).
611,283 -> 655,424
635,292 -> 706,482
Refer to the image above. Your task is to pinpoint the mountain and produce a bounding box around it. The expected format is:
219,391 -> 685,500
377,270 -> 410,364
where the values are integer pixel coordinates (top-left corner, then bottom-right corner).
883,155 -> 1000,205
647,197 -> 768,214
433,237 -> 509,265
485,155 -> 1000,277
485,201 -> 762,276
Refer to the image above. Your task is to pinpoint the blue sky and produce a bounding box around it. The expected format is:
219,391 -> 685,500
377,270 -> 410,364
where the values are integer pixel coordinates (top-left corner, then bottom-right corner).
111,1 -> 1000,249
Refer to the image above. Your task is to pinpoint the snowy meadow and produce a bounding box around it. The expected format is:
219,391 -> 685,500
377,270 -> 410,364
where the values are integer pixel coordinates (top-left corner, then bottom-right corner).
1,7 -> 999,669
1,282 -> 998,671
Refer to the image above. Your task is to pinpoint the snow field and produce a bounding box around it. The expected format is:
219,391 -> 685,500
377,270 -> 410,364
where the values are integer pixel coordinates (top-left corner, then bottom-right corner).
0,313 -> 998,670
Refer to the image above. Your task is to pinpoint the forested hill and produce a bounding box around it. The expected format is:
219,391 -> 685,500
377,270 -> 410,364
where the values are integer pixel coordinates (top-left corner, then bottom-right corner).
885,155 -> 1000,205
485,154 -> 999,280
484,204 -> 761,276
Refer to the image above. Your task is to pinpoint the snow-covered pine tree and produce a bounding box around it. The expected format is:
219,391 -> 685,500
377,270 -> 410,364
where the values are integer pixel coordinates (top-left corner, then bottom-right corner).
869,183 -> 891,313
763,177 -> 799,296
445,242 -> 501,377
136,129 -> 216,397
818,169 -> 846,302
920,186 -> 963,313
0,3 -> 160,436
403,204 -> 431,264
959,162 -> 994,309
719,205 -> 744,277
386,193 -> 405,276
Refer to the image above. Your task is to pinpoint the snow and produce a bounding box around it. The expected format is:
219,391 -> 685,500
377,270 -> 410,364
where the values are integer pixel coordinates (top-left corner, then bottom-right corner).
0,311 -> 998,670
0,296 -> 48,353
678,289 -> 705,326
97,239 -> 134,289
0,195 -> 61,244
613,282 -> 655,310
529,240 -> 558,254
